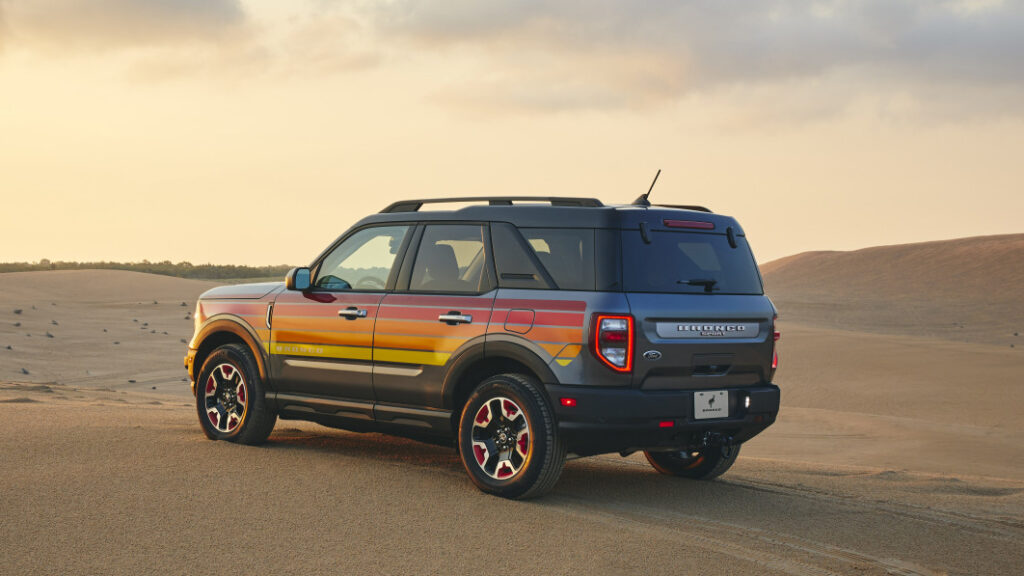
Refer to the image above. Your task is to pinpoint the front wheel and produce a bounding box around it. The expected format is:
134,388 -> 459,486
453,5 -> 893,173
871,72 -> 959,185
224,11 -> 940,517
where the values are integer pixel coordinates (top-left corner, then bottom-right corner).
458,373 -> 566,499
644,443 -> 740,480
196,343 -> 276,445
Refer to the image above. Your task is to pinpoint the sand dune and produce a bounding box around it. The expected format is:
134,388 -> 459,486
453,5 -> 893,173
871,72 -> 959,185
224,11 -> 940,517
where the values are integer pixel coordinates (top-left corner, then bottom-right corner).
2,267 -> 1023,575
762,234 -> 1024,345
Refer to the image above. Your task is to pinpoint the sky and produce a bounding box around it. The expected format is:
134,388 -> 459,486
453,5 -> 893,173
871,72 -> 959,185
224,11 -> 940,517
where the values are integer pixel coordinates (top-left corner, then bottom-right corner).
1,0 -> 1022,266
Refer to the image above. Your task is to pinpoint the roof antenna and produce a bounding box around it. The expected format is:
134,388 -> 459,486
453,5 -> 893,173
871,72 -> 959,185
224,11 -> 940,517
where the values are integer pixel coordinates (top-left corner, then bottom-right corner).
633,169 -> 660,207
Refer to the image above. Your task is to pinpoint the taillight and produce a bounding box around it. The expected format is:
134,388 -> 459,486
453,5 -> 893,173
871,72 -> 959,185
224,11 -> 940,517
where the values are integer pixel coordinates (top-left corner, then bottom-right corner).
770,314 -> 780,375
593,314 -> 634,372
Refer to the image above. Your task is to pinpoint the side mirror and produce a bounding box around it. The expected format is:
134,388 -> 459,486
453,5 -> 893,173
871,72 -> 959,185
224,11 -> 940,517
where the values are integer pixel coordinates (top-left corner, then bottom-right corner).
285,267 -> 311,291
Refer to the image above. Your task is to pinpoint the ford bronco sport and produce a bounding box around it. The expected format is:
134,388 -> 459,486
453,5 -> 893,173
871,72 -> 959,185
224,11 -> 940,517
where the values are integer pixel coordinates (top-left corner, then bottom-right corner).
185,196 -> 780,499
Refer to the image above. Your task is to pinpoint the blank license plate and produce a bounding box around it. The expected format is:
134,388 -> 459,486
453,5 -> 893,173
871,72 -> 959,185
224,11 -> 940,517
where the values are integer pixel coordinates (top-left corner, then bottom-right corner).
694,390 -> 728,420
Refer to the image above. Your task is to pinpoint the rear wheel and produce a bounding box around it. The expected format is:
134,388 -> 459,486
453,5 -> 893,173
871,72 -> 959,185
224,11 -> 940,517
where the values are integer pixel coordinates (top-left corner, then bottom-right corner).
644,443 -> 740,480
458,373 -> 566,499
196,343 -> 276,445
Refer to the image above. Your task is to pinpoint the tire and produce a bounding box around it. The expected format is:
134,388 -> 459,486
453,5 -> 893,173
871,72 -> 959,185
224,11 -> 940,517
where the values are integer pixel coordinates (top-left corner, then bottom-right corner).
644,443 -> 740,480
458,373 -> 566,499
195,343 -> 276,445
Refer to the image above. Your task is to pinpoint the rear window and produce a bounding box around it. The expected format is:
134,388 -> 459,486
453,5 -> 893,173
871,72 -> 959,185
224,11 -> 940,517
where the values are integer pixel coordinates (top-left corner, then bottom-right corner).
622,230 -> 763,295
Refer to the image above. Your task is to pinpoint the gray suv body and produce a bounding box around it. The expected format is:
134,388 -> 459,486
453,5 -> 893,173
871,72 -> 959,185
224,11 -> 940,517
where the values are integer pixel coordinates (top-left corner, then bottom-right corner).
185,197 -> 781,498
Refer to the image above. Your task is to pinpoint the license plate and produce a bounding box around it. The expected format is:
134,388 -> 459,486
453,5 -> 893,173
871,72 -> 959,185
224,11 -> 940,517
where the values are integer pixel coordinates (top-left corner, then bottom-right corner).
694,390 -> 728,420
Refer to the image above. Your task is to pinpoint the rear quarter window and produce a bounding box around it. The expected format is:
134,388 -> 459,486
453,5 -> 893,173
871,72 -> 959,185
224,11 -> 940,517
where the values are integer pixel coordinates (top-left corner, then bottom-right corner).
519,228 -> 595,291
622,230 -> 763,295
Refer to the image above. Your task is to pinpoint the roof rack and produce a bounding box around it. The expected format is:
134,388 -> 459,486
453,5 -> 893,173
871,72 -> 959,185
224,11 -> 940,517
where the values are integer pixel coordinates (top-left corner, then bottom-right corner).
656,204 -> 713,213
381,197 -> 605,213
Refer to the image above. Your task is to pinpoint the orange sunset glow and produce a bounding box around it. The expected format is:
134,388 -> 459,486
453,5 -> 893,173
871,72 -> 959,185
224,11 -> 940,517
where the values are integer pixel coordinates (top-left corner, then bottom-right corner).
1,1 -> 1021,266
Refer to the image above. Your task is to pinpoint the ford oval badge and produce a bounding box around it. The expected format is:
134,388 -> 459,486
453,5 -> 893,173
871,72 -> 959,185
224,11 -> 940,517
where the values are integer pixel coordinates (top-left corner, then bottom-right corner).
643,350 -> 662,361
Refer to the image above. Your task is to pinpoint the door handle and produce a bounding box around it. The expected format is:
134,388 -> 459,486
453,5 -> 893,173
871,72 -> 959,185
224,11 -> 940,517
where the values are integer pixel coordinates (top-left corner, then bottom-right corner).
438,312 -> 472,325
338,307 -> 368,319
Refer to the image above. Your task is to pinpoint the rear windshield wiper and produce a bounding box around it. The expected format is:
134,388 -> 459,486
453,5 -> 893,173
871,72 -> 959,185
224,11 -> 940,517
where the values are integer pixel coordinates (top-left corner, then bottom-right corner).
678,278 -> 718,293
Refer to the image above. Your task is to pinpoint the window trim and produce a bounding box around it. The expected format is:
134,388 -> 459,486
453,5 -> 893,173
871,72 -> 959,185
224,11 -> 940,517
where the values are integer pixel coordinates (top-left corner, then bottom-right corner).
307,223 -> 415,294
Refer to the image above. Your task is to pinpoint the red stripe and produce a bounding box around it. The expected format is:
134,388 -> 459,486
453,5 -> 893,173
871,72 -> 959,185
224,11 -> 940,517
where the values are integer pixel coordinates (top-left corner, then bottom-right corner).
383,294 -> 494,308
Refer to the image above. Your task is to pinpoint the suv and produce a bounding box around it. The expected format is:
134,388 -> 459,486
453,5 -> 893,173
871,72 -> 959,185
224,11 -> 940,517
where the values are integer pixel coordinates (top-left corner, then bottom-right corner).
185,196 -> 780,499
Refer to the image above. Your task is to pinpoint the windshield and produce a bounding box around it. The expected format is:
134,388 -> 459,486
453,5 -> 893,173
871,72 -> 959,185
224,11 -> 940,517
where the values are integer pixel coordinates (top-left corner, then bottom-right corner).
622,230 -> 763,295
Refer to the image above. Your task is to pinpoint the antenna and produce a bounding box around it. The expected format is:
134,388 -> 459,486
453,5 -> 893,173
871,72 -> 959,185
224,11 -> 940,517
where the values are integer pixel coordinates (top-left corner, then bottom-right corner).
632,169 -> 661,207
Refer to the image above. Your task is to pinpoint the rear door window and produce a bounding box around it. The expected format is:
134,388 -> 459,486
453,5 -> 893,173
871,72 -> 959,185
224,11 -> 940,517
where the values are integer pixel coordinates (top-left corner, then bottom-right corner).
409,224 -> 491,293
622,230 -> 763,295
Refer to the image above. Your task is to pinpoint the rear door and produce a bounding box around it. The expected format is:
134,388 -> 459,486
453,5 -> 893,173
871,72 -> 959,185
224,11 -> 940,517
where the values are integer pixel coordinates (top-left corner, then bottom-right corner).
622,226 -> 776,391
373,223 -> 496,416
269,224 -> 412,409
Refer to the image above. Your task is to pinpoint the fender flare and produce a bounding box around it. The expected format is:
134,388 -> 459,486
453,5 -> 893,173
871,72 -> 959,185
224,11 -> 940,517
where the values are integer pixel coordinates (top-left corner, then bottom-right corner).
192,314 -> 269,382
441,339 -> 558,410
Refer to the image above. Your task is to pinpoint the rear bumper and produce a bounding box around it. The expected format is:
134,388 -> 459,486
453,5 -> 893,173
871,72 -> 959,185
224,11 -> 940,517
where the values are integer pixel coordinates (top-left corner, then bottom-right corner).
545,383 -> 780,457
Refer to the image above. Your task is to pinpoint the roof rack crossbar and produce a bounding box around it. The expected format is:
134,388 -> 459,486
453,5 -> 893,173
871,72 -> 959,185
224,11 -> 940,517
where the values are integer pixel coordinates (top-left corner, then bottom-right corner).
381,196 -> 604,213
655,204 -> 713,213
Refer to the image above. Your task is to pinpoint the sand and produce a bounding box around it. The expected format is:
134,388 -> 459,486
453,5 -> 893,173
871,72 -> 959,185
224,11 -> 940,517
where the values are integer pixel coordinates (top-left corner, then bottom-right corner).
2,263 -> 1022,575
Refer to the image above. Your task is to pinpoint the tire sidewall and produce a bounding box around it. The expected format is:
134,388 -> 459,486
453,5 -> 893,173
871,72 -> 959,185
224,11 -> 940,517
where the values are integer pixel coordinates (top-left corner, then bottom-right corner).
458,375 -> 554,497
196,345 -> 259,442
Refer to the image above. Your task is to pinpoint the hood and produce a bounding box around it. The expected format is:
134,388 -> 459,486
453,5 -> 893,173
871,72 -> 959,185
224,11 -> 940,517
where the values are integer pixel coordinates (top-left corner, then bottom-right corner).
199,282 -> 283,300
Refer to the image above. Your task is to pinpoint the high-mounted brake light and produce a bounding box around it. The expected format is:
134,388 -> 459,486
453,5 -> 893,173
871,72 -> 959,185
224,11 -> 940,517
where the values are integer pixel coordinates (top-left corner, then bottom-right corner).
593,314 -> 634,372
663,219 -> 715,230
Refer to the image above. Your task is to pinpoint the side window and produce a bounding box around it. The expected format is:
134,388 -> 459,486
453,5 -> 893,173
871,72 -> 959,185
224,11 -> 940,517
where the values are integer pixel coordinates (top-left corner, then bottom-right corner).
410,224 -> 488,293
314,225 -> 410,291
519,228 -> 595,291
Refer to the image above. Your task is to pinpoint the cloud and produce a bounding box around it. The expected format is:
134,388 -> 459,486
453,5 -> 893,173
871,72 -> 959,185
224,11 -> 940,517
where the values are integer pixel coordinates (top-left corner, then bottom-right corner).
3,0 -> 247,50
358,0 -> 1024,117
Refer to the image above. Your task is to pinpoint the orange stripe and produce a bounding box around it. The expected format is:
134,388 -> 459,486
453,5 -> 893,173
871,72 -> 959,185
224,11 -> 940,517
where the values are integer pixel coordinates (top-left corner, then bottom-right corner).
273,330 -> 372,348
373,333 -> 470,353
374,319 -> 487,338
518,325 -> 583,343
272,316 -> 374,332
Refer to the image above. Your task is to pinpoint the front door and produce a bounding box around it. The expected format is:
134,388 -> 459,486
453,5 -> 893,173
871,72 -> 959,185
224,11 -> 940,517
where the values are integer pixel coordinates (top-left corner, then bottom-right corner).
269,225 -> 412,407
373,224 -> 496,412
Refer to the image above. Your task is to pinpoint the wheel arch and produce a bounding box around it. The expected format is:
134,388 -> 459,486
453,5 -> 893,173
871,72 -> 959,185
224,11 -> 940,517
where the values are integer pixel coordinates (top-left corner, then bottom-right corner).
191,315 -> 269,384
443,340 -> 558,428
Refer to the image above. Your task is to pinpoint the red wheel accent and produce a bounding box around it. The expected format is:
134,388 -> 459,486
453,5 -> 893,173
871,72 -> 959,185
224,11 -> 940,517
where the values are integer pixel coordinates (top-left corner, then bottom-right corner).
222,366 -> 233,378
475,404 -> 491,425
517,433 -> 529,454
206,377 -> 216,394
502,399 -> 518,417
496,462 -> 514,478
209,411 -> 219,427
237,385 -> 246,403
473,444 -> 487,465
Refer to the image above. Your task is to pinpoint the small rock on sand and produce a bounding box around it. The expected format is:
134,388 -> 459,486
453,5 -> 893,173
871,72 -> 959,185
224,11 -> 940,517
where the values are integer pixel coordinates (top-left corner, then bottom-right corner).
13,322 -> 20,327
153,301 -> 158,305
103,328 -> 107,332
151,386 -> 157,390
113,341 -> 120,345
13,309 -> 23,315
21,368 -> 29,374
133,319 -> 138,323
180,339 -> 187,344
181,302 -> 188,307
128,379 -> 137,383
45,332 -> 54,338
51,320 -> 58,326
5,345 -> 11,350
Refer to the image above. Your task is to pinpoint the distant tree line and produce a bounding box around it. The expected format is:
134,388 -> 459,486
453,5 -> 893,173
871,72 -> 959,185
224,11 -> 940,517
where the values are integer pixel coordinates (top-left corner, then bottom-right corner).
0,259 -> 295,280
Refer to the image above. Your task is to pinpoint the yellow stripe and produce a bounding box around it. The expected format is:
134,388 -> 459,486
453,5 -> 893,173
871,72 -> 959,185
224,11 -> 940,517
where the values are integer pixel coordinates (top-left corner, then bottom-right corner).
271,342 -> 372,361
555,358 -> 573,367
374,348 -> 450,366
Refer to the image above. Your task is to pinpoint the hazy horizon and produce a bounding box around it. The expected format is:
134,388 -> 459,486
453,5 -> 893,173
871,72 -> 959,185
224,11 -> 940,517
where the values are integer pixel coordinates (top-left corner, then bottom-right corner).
2,1 -> 1022,266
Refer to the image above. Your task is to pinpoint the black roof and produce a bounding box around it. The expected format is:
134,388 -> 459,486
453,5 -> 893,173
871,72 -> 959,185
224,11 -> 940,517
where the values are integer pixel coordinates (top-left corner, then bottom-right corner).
354,197 -> 743,234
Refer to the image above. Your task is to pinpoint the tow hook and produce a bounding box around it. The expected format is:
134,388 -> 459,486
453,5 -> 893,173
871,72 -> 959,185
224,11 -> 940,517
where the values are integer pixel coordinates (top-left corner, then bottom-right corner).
700,431 -> 733,449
